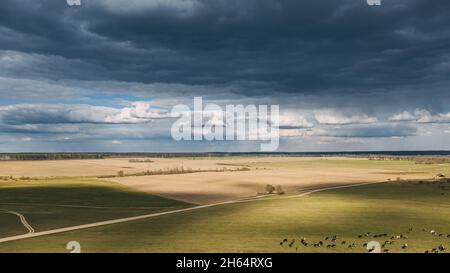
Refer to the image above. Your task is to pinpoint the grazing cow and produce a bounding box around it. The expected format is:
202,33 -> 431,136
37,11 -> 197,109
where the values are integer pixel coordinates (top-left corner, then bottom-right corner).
402,243 -> 408,249
383,249 -> 390,253
341,241 -> 346,245
438,245 -> 446,251
280,238 -> 288,246
300,238 -> 308,247
358,235 -> 363,238
430,230 -> 436,235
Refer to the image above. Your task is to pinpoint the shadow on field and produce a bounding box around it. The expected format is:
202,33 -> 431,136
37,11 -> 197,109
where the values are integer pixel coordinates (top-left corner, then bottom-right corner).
0,183 -> 191,207
0,213 -> 28,238
0,181 -> 192,239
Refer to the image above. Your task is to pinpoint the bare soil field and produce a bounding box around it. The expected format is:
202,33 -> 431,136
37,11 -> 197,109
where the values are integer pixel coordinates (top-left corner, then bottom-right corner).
0,156 -> 356,178
107,157 -> 446,204
0,157 -> 238,178
1,157 -> 447,204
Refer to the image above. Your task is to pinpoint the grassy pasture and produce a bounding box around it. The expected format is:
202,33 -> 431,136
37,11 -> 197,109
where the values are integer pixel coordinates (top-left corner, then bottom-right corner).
0,181 -> 449,253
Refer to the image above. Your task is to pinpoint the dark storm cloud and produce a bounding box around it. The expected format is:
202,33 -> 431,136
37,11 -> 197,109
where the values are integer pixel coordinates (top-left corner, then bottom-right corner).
1,0 -> 450,151
1,0 -> 450,96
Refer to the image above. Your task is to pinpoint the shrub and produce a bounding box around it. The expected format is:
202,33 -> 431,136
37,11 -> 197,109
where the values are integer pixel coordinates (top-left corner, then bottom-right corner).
275,185 -> 285,195
265,184 -> 276,194
117,170 -> 125,177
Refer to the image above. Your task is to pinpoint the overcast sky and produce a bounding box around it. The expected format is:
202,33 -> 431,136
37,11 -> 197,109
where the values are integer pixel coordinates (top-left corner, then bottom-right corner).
1,0 -> 450,152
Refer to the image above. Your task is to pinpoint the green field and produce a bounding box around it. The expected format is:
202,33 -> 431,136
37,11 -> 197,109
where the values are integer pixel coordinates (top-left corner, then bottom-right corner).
1,181 -> 449,253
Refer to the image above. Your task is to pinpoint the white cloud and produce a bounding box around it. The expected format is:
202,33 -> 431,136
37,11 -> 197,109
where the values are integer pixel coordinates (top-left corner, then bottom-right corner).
389,111 -> 416,121
314,110 -> 377,125
279,129 -> 309,138
0,102 -> 171,125
315,137 -> 373,145
389,109 -> 450,123
416,110 -> 450,123
278,113 -> 314,129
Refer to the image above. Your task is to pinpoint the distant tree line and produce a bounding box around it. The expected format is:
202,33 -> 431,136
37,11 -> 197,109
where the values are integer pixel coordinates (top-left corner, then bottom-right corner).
98,166 -> 251,179
367,155 -> 450,164
0,153 -> 105,161
2,152 -> 450,162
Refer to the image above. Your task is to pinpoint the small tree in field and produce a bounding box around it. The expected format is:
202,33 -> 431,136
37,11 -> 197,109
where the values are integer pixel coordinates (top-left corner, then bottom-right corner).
117,170 -> 124,177
275,185 -> 285,195
266,184 -> 276,194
